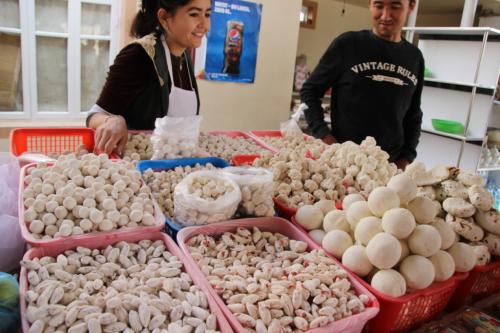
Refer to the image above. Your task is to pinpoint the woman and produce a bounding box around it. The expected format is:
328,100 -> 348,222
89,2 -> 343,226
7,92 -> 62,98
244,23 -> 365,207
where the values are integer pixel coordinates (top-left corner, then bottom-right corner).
87,0 -> 211,155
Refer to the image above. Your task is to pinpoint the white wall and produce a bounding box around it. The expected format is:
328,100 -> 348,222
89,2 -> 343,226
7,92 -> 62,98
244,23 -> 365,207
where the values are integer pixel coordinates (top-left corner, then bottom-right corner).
199,0 -> 302,131
296,0 -> 370,69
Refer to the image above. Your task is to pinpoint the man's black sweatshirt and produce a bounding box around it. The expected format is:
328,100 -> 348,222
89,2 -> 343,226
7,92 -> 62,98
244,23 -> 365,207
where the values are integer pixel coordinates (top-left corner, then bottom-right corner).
301,30 -> 425,162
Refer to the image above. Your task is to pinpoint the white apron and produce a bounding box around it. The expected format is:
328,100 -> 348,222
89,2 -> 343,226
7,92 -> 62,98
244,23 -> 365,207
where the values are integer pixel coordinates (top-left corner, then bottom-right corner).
162,35 -> 197,117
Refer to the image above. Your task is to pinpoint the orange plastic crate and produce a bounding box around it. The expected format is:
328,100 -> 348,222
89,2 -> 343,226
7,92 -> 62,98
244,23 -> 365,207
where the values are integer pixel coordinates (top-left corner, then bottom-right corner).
447,260 -> 500,311
10,128 -> 95,156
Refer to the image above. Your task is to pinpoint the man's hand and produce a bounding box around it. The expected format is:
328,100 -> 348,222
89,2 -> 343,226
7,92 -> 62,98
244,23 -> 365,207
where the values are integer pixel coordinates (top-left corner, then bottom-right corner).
322,134 -> 337,145
95,116 -> 128,155
395,158 -> 410,170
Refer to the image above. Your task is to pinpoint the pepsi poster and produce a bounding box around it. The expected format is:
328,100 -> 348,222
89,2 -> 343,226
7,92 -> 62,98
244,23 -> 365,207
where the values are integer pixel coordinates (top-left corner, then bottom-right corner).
197,0 -> 262,83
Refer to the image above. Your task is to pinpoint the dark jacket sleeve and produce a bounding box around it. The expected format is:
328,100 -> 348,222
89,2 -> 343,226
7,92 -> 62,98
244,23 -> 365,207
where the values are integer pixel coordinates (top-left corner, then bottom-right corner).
96,44 -> 152,116
300,35 -> 346,139
400,54 -> 425,162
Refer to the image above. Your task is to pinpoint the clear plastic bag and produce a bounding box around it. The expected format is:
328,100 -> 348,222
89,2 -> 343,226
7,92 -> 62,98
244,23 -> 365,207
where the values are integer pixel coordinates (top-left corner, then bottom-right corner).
0,153 -> 20,219
224,167 -> 275,217
280,116 -> 303,139
151,115 -> 203,160
173,170 -> 241,226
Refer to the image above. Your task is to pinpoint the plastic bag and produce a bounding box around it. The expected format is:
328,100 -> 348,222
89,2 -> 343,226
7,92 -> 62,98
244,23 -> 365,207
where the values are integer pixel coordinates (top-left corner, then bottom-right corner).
173,170 -> 241,226
280,116 -> 303,139
151,115 -> 203,160
0,153 -> 20,217
0,215 -> 25,272
224,167 -> 275,217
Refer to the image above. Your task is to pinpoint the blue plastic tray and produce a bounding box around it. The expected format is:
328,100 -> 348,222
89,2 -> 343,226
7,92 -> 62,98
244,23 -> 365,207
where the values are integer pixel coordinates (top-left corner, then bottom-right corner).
136,157 -> 230,173
137,157 -> 230,240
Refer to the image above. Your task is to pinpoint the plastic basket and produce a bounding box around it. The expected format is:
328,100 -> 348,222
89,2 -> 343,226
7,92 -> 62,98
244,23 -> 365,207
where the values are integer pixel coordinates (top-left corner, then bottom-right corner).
136,157 -> 230,238
447,260 -> 500,311
288,219 -> 468,333
10,127 -> 95,157
177,217 -> 380,333
19,162 -> 164,247
231,154 -> 261,166
203,131 -> 277,155
273,198 -> 297,220
19,230 -> 233,333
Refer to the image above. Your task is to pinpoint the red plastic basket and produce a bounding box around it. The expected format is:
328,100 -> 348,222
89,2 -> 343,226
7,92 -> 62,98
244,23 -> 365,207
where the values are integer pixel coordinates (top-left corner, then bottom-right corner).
206,131 -> 276,151
273,197 -> 297,220
447,260 -> 500,311
288,219 -> 468,333
10,127 -> 95,156
177,217 -> 380,333
19,230 -> 233,333
231,154 -> 261,166
19,162 -> 164,247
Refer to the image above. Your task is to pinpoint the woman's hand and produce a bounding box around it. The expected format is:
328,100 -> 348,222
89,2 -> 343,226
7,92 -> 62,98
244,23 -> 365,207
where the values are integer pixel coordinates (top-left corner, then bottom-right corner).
95,115 -> 128,155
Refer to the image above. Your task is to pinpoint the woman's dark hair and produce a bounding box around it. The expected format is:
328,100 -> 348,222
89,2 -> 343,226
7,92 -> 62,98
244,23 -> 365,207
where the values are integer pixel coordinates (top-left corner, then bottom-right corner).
131,0 -> 191,38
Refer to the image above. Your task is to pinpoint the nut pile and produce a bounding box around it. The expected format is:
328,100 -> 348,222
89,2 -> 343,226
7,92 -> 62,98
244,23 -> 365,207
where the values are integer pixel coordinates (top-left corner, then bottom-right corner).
142,163 -> 218,219
22,154 -> 156,240
187,227 -> 370,332
258,136 -> 326,158
123,133 -> 153,161
406,163 -> 500,264
173,171 -> 241,226
253,150 -> 345,208
199,134 -> 270,161
22,240 -> 220,333
151,137 -> 201,160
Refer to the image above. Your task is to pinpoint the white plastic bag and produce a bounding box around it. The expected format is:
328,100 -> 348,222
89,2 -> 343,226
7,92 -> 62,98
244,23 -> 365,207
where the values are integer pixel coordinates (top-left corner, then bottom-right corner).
0,215 -> 24,272
0,153 -> 20,217
173,170 -> 241,226
280,117 -> 303,139
224,167 -> 275,217
151,115 -> 203,160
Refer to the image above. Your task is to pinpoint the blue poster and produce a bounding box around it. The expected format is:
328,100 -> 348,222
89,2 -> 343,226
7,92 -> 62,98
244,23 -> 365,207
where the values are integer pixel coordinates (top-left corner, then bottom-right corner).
204,0 -> 262,83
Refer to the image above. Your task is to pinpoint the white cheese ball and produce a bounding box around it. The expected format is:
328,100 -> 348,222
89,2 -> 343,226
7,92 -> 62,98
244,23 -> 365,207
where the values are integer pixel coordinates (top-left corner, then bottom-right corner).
382,208 -> 416,239
399,240 -> 410,264
371,269 -> 406,297
407,196 -> 437,224
346,201 -> 373,231
323,210 -> 350,233
322,230 -> 353,259
308,229 -> 326,244
295,205 -> 324,231
342,245 -> 373,277
430,218 -> 457,250
408,225 -> 442,257
366,233 -> 402,269
387,173 -> 417,204
342,193 -> 365,211
354,216 -> 383,246
429,250 -> 455,282
313,200 -> 336,215
448,242 -> 476,272
400,255 -> 435,290
367,187 -> 400,217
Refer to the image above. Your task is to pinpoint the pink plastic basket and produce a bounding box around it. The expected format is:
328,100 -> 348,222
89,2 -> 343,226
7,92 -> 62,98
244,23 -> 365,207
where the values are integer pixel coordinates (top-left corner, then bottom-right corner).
177,217 -> 380,333
288,218 -> 468,333
19,162 -> 164,247
19,230 -> 233,333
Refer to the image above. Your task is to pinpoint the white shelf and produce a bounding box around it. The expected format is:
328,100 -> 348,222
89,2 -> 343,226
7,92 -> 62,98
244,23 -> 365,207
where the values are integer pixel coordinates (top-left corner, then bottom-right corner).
424,78 -> 496,92
404,27 -> 500,36
477,166 -> 500,172
421,127 -> 484,142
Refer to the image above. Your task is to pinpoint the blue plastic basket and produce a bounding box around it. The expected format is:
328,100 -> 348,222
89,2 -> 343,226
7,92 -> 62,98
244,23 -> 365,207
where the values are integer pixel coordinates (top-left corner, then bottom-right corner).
137,157 -> 230,240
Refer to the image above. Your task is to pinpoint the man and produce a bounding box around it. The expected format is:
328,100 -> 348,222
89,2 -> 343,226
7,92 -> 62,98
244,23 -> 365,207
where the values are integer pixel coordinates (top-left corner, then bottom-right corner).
301,0 -> 424,170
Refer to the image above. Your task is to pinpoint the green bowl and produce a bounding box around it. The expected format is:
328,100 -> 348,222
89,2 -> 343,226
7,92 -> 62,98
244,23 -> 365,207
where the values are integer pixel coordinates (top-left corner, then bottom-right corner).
431,119 -> 465,135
